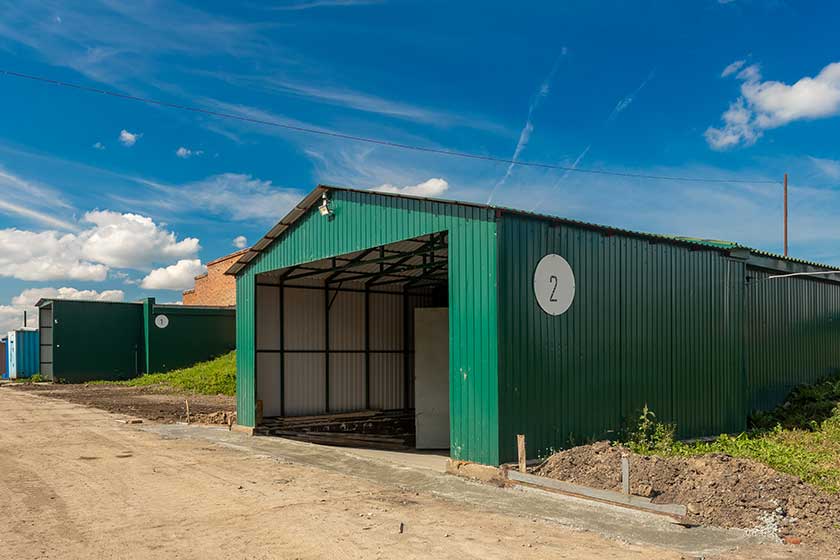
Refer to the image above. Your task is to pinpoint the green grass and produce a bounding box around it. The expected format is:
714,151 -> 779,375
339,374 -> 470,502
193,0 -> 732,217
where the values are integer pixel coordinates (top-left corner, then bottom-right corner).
93,351 -> 236,396
622,378 -> 840,492
12,373 -> 43,383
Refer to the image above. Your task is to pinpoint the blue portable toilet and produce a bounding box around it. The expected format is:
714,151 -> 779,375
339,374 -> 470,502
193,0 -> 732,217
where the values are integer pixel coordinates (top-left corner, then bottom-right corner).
0,336 -> 7,379
7,329 -> 39,379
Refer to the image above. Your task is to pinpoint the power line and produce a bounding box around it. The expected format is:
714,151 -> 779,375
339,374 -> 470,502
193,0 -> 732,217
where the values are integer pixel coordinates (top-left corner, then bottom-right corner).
1,68 -> 781,186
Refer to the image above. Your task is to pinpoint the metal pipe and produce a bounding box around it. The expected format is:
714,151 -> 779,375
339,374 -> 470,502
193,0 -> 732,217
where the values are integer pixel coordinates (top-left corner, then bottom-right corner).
784,173 -> 788,256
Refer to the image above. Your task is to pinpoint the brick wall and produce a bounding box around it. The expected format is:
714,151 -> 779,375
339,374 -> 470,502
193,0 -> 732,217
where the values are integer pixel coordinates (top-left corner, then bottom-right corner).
182,249 -> 247,307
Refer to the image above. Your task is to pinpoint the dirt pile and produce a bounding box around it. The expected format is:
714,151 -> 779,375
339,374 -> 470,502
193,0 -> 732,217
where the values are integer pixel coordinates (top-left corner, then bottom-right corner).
532,441 -> 840,547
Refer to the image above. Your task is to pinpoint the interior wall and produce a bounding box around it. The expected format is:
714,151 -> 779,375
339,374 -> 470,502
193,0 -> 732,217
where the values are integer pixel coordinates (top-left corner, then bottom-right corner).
255,278 -> 432,418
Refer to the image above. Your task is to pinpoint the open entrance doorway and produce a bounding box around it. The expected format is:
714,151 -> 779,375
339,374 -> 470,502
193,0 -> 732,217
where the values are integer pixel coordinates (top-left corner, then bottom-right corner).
253,232 -> 450,453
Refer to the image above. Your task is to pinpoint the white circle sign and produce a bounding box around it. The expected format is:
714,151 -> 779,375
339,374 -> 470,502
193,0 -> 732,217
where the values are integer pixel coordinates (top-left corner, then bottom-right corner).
155,314 -> 169,329
533,254 -> 575,316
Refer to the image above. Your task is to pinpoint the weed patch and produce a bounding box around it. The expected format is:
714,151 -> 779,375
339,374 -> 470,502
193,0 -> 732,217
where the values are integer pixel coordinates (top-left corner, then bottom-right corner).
620,377 -> 840,492
93,352 -> 236,396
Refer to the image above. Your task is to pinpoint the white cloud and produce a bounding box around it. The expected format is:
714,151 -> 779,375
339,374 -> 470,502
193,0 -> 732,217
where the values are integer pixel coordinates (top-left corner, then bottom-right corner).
810,156 -> 840,179
118,129 -> 140,147
488,55 -> 565,203
607,70 -> 655,121
137,173 -> 304,223
12,287 -> 124,306
0,211 -> 199,282
707,61 -> 840,149
270,0 -> 383,9
0,3 -> 267,88
140,259 -> 206,290
721,60 -> 745,77
1,287 -> 124,334
0,229 -> 108,281
373,178 -> 449,197
0,305 -> 31,333
175,146 -> 203,159
233,235 -> 248,249
0,168 -> 77,230
80,210 -> 200,269
92,141 -> 105,150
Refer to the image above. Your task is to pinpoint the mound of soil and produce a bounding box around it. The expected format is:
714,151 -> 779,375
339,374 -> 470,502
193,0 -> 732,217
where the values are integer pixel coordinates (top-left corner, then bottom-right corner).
532,441 -> 840,548
6,383 -> 235,425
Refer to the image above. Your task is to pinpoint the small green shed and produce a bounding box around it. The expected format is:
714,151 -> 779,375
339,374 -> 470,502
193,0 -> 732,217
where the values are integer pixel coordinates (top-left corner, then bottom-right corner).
37,298 -> 235,383
228,185 -> 840,465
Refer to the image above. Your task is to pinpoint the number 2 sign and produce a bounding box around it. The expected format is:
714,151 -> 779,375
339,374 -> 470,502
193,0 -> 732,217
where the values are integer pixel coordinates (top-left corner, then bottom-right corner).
533,254 -> 575,316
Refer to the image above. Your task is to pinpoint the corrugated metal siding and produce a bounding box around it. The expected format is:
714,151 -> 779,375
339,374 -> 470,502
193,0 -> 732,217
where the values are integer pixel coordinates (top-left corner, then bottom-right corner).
746,269 -> 840,411
330,291 -> 365,350
369,353 -> 404,409
329,353 -> 366,412
497,215 -> 746,463
284,353 -> 326,415
0,339 -> 7,378
147,303 -> 235,373
369,293 -> 403,350
48,301 -> 144,382
256,352 -> 282,416
8,329 -> 40,378
253,279 -> 435,417
284,287 -> 325,350
236,274 -> 256,426
237,189 -> 499,464
256,285 -> 281,351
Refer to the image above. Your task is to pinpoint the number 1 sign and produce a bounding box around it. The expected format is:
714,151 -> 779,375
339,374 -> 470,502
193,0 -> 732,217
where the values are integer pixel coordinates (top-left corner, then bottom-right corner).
533,254 -> 575,316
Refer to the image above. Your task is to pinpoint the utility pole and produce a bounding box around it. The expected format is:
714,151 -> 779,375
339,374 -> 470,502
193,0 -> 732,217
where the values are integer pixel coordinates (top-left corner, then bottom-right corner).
784,173 -> 789,256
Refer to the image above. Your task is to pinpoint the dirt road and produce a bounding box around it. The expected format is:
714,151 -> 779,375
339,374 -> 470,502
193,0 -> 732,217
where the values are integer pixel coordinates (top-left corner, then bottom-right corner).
0,388 -> 800,559
9,382 -> 235,424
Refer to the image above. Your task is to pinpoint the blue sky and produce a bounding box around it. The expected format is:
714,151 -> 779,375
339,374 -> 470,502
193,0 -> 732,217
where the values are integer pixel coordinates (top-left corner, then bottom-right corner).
1,0 -> 840,331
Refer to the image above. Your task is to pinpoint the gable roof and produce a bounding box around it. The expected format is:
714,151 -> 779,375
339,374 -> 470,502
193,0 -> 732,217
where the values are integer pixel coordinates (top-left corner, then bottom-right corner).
225,184 -> 836,277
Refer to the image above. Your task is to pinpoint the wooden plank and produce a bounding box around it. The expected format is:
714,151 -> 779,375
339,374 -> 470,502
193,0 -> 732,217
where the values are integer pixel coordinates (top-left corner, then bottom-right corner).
516,434 -> 526,473
507,470 -> 687,517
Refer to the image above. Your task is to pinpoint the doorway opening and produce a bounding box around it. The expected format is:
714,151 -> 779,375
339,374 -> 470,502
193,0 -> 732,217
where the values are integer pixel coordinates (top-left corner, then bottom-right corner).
253,232 -> 450,452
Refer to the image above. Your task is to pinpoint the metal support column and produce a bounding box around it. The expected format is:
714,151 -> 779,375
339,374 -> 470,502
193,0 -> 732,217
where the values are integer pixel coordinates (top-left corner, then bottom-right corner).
324,284 -> 330,413
364,286 -> 371,410
279,283 -> 285,417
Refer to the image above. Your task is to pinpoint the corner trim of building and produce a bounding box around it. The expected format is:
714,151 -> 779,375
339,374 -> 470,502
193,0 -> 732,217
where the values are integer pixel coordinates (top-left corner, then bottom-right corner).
232,424 -> 255,436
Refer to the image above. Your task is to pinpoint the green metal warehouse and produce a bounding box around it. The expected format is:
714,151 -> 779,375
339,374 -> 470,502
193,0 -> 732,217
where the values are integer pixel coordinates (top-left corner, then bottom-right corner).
228,185 -> 840,465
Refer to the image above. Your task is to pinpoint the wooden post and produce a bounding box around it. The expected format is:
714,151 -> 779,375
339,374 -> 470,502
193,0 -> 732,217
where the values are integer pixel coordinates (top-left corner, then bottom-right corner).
517,434 -> 527,473
621,454 -> 630,495
185,399 -> 191,424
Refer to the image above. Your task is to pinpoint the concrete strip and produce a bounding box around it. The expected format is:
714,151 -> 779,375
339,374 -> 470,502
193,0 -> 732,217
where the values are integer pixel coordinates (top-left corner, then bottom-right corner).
139,422 -> 770,557
508,470 -> 688,517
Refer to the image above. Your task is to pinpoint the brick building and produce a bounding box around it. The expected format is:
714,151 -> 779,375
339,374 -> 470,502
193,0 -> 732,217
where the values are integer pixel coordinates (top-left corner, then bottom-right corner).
182,249 -> 247,307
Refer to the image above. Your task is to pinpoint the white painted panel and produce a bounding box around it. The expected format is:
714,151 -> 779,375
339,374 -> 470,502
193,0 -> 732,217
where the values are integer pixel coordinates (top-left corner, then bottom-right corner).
39,345 -> 53,364
256,285 -> 281,351
369,293 -> 403,351
414,308 -> 450,449
284,288 -> 325,351
329,290 -> 365,351
369,352 -> 403,409
256,352 -> 283,417
39,308 -> 52,328
284,353 -> 326,415
39,326 -> 53,345
329,353 -> 365,412
7,331 -> 16,379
